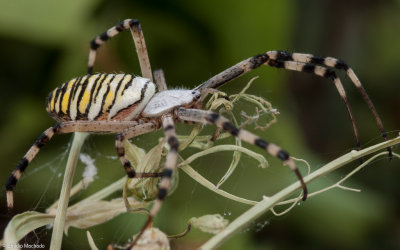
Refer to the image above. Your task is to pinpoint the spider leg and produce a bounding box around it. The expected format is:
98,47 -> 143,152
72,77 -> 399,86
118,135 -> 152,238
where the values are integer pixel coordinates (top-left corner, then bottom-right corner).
267,59 -> 360,150
88,19 -> 153,82
5,120 -> 148,210
127,69 -> 172,248
130,115 -> 179,248
115,122 -> 163,178
176,107 -> 308,201
196,52 -> 389,155
6,126 -> 57,210
153,69 -> 167,91
267,51 -> 391,156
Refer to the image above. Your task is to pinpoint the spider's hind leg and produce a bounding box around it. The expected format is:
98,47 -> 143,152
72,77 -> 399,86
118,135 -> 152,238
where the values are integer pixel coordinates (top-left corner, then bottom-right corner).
176,107 -> 308,200
5,120 -> 149,210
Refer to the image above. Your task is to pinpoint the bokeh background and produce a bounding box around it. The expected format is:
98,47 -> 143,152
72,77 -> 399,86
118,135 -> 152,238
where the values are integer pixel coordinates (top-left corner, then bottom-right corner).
0,0 -> 400,249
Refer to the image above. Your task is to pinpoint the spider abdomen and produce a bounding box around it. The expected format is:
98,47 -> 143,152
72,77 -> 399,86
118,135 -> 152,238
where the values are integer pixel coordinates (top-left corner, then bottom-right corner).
46,73 -> 155,122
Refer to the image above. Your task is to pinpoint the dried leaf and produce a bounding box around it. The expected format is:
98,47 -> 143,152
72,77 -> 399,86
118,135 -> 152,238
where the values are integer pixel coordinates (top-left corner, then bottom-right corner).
131,228 -> 170,250
189,214 -> 229,234
46,198 -> 148,234
124,139 -> 178,202
3,211 -> 54,248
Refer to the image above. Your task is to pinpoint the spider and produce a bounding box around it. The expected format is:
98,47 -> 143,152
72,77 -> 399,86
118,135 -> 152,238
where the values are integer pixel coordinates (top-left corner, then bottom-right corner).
5,19 -> 390,247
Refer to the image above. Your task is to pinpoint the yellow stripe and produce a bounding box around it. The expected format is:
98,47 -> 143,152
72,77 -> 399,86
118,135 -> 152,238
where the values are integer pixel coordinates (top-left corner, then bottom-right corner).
78,74 -> 103,114
49,88 -> 58,111
70,76 -> 87,120
61,79 -> 76,114
54,83 -> 66,113
102,74 -> 124,112
103,89 -> 115,112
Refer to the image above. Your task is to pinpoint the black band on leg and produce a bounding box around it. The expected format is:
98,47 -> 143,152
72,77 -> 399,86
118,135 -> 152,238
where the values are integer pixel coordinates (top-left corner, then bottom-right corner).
17,158 -> 29,172
255,138 -> 269,149
163,124 -> 174,132
323,69 -> 337,80
302,64 -> 316,73
310,55 -> 325,65
53,124 -> 61,133
99,32 -> 109,42
167,137 -> 179,152
222,121 -> 239,136
334,60 -> 349,70
129,19 -> 140,28
249,54 -> 270,69
206,113 -> 220,123
277,150 -> 290,161
5,175 -> 17,191
276,51 -> 293,61
123,161 -> 136,178
90,40 -> 100,50
157,187 -> 168,200
268,60 -> 285,68
35,133 -> 50,148
162,168 -> 173,179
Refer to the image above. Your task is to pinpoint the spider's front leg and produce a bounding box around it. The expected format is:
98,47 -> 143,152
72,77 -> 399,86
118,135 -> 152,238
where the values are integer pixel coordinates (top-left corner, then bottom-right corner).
195,51 -> 390,156
88,19 -> 153,82
176,107 -> 308,201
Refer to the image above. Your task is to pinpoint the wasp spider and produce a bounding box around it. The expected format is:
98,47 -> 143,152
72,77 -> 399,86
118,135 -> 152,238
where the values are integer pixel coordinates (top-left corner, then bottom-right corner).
6,19 -> 390,247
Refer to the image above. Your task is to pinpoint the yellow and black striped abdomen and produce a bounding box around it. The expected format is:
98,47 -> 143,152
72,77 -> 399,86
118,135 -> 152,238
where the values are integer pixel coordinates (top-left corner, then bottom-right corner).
46,73 -> 156,122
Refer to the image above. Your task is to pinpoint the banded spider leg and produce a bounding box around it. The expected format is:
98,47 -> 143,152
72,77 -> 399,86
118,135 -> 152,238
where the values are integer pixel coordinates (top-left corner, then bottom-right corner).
196,51 -> 391,156
88,19 -> 154,84
5,121 -> 158,210
175,107 -> 308,202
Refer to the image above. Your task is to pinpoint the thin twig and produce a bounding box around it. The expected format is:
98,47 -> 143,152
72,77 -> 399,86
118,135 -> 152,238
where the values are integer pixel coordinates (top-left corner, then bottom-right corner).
50,132 -> 88,250
199,135 -> 400,250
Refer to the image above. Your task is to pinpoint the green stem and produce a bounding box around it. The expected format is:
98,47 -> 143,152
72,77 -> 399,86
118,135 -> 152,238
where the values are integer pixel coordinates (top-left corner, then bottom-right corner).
50,132 -> 88,250
200,135 -> 400,250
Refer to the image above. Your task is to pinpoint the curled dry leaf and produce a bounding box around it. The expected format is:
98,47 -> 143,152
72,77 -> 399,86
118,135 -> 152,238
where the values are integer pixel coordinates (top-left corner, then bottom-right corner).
46,198 -> 148,234
3,211 -> 54,247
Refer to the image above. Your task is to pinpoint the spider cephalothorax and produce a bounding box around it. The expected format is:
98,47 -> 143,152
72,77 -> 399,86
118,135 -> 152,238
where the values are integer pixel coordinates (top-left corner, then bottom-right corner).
6,18 -> 390,248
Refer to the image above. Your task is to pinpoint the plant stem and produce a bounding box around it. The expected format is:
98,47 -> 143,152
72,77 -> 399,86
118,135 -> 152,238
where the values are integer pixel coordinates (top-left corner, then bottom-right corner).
50,132 -> 88,250
200,135 -> 400,250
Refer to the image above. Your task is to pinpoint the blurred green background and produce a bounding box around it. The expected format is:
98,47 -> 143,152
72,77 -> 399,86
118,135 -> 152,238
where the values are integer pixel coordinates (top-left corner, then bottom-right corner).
1,0 -> 400,249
